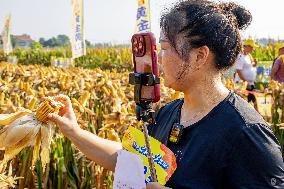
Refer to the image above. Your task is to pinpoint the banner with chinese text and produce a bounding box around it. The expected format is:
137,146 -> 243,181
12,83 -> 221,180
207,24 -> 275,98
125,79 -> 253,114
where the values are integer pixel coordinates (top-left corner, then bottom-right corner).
1,14 -> 13,55
135,0 -> 151,33
71,0 -> 86,59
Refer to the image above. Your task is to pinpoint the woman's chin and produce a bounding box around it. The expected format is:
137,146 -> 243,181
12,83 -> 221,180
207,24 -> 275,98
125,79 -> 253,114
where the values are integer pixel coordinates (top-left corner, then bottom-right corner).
164,81 -> 177,91
163,80 -> 170,88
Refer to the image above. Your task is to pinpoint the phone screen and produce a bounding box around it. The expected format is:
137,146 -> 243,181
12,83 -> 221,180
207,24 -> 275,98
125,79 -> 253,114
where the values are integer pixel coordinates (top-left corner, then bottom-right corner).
132,35 -> 156,101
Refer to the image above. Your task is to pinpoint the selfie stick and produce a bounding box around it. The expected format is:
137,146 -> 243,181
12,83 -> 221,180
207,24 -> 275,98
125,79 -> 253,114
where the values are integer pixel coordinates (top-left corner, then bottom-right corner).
129,72 -> 160,182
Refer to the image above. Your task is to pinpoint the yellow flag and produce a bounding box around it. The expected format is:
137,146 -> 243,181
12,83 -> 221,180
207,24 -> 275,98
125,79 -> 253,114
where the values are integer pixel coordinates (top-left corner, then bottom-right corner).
71,0 -> 86,59
135,0 -> 151,33
1,14 -> 13,55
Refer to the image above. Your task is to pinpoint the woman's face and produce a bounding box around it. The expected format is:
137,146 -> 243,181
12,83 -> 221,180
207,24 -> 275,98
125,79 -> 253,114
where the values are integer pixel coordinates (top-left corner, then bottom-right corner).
158,34 -> 181,90
279,47 -> 284,55
244,45 -> 254,54
158,32 -> 200,91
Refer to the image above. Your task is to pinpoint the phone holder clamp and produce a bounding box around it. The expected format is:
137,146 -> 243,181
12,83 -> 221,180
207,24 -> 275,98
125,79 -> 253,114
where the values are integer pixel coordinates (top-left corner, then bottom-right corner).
129,73 -> 160,105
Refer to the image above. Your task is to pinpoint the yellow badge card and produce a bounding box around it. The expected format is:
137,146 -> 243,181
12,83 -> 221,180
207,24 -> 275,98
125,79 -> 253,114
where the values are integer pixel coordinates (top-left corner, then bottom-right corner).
122,126 -> 177,185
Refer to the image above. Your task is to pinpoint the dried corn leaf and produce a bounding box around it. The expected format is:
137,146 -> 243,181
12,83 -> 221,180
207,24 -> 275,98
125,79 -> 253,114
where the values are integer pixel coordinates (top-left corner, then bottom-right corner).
32,132 -> 41,168
0,115 -> 37,148
40,124 -> 53,172
0,110 -> 32,126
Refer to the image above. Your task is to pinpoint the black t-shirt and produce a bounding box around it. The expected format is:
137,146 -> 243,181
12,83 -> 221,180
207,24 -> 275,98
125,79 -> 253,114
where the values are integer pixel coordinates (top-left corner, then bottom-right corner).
148,92 -> 284,189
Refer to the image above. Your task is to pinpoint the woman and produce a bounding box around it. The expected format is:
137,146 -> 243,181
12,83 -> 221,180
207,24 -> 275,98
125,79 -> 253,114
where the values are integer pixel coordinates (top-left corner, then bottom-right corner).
48,1 -> 284,188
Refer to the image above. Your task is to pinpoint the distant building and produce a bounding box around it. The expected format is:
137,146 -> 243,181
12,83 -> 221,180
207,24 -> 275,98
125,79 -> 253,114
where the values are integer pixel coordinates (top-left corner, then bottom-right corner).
14,34 -> 34,48
0,34 -> 34,49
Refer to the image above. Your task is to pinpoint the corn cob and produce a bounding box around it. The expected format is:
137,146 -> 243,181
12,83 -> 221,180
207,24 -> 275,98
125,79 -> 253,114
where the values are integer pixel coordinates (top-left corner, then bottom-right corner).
102,86 -> 110,96
36,98 -> 63,123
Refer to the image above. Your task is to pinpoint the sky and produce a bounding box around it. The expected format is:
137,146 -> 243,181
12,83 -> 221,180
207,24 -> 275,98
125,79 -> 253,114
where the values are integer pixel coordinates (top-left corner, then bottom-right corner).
0,0 -> 283,44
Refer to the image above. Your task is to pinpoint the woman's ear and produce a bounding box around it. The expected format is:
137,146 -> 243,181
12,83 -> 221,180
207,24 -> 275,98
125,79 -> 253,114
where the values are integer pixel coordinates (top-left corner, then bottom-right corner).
195,46 -> 210,69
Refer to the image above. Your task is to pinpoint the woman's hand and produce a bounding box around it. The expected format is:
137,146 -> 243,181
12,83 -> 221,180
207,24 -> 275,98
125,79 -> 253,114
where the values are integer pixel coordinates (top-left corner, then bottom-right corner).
47,95 -> 122,171
146,182 -> 171,189
47,95 -> 80,137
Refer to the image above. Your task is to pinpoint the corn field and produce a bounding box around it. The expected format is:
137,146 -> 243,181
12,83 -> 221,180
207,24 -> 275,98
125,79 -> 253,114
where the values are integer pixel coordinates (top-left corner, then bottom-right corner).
252,42 -> 284,61
0,45 -> 283,189
0,61 -> 182,189
0,48 -> 133,71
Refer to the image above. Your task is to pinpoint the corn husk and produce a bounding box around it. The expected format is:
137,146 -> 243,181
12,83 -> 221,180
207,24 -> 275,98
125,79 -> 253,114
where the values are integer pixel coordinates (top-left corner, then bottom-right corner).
0,98 -> 63,171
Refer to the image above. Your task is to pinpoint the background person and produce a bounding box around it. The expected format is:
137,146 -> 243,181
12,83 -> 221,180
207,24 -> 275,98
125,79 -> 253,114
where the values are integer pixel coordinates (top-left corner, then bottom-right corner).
271,45 -> 284,83
235,39 -> 258,102
235,39 -> 258,86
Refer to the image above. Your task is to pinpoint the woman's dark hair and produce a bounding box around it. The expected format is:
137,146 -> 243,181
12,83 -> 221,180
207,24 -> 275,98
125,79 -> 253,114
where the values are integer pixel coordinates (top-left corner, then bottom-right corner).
160,0 -> 252,70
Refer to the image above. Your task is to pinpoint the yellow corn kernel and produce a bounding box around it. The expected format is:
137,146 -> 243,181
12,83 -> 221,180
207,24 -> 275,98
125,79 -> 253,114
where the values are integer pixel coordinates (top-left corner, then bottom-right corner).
0,92 -> 5,105
102,86 -> 110,96
79,91 -> 90,107
28,98 -> 37,111
14,94 -> 20,107
19,81 -> 24,90
85,82 -> 91,90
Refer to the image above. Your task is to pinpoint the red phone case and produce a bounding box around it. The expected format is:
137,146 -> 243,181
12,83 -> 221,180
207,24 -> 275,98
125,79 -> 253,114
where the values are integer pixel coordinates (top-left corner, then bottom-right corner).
131,32 -> 160,103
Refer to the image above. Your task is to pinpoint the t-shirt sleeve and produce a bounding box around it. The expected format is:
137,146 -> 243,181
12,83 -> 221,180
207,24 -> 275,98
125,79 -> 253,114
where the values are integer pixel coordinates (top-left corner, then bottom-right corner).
225,124 -> 284,188
235,55 -> 245,70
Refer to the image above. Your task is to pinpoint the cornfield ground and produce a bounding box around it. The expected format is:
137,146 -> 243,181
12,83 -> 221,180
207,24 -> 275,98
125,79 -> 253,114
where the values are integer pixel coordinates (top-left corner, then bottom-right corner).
0,46 -> 283,189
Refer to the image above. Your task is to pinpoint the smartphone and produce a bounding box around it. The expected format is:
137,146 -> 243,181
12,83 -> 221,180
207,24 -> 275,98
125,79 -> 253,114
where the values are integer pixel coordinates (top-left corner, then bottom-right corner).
131,32 -> 160,103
